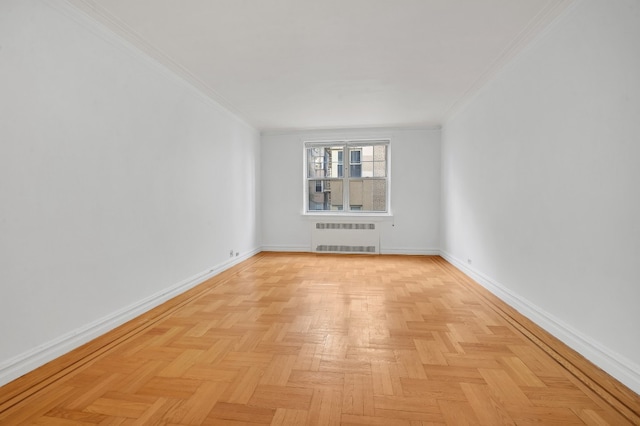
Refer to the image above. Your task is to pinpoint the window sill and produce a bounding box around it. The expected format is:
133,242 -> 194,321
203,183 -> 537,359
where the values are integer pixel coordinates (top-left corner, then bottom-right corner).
301,211 -> 394,221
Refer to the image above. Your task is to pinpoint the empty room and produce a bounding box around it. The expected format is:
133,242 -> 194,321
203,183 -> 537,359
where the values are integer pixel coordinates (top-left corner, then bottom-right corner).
1,0 -> 639,424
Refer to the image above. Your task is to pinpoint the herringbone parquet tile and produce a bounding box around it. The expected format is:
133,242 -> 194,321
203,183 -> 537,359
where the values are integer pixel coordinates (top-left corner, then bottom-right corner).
1,253 -> 638,425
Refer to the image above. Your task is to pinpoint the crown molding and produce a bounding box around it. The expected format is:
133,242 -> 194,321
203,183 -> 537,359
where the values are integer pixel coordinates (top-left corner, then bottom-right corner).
261,125 -> 441,137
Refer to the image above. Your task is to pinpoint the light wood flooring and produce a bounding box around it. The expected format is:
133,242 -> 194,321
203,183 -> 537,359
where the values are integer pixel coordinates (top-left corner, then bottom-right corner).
1,252 -> 639,425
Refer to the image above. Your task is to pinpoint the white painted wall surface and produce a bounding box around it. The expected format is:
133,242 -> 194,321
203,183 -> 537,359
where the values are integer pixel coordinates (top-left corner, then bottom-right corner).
441,0 -> 640,392
0,0 -> 260,385
261,128 -> 440,254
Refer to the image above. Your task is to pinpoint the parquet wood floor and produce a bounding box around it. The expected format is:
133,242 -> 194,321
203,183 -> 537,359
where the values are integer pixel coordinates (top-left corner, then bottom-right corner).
1,253 -> 639,425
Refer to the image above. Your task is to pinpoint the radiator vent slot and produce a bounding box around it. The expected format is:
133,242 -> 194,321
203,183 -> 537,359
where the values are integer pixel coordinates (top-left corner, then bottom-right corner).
316,245 -> 377,253
316,223 -> 375,230
311,222 -> 379,254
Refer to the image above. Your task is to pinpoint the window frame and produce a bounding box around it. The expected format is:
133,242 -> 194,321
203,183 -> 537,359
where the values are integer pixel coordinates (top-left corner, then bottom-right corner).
303,139 -> 390,215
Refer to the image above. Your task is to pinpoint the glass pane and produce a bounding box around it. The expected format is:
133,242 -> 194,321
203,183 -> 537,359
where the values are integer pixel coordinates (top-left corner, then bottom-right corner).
308,180 -> 343,211
371,180 -> 387,211
307,146 -> 343,178
373,159 -> 386,177
373,145 -> 386,161
350,144 -> 386,178
333,148 -> 344,178
372,145 -> 387,177
348,179 -> 387,212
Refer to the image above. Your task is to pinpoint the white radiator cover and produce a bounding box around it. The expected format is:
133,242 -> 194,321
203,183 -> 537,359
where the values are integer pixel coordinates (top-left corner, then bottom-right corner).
311,222 -> 380,254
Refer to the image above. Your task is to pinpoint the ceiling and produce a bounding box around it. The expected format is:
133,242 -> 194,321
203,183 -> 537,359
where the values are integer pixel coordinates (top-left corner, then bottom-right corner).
68,0 -> 574,131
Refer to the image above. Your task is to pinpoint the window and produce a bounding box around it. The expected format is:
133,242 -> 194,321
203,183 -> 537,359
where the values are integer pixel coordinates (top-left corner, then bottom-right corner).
305,140 -> 389,213
350,149 -> 361,177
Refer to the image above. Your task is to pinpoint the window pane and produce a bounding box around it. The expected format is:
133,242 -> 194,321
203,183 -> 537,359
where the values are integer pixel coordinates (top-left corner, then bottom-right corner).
372,145 -> 387,177
307,147 -> 343,178
333,148 -> 344,178
371,180 -> 387,211
349,179 -> 386,212
349,144 -> 386,178
373,158 -> 386,177
307,148 -> 324,178
364,145 -> 386,177
373,145 -> 386,161
307,180 -> 343,211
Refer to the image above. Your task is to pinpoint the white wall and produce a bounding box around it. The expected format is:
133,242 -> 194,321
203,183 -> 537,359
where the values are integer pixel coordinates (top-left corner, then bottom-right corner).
441,0 -> 640,392
0,0 -> 261,385
261,128 -> 440,254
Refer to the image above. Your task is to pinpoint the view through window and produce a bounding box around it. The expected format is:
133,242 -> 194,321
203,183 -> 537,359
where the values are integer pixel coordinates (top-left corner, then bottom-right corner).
305,140 -> 389,213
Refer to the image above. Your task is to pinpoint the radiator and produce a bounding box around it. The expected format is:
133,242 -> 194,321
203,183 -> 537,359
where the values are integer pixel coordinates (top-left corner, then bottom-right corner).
311,222 -> 380,254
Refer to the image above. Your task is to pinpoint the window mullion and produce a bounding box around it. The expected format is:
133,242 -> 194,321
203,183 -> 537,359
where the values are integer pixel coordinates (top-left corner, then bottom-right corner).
343,144 -> 349,211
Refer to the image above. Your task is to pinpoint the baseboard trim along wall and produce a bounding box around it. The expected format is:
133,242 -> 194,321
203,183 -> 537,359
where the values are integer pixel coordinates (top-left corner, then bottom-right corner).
0,248 -> 261,388
439,250 -> 640,397
262,246 -> 441,256
260,245 -> 311,252
381,248 -> 440,255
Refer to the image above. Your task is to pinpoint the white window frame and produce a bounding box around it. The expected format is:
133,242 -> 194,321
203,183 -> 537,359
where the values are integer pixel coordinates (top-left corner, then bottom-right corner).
303,139 -> 390,215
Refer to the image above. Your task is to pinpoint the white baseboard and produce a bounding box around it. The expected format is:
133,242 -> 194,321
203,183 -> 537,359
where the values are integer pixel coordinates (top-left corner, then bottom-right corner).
262,246 -> 440,256
440,250 -> 640,395
381,248 -> 440,255
261,245 -> 310,252
0,247 -> 261,387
